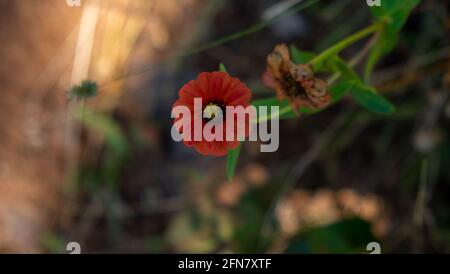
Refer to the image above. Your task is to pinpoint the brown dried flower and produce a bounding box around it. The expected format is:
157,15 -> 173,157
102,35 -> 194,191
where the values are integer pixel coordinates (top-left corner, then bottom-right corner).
262,44 -> 330,113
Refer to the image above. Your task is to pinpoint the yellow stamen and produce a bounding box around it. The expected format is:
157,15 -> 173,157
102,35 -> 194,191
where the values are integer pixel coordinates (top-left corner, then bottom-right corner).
203,103 -> 223,119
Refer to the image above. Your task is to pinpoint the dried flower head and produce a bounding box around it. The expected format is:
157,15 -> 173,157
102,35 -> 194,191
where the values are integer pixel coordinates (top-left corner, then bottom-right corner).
262,44 -> 330,113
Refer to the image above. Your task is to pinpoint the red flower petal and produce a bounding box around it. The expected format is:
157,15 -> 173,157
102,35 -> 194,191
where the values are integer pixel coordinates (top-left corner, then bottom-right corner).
172,71 -> 252,157
262,70 -> 276,89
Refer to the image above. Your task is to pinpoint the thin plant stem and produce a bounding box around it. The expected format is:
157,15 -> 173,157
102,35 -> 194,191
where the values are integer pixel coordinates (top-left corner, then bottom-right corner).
178,0 -> 321,58
309,23 -> 381,67
99,0 -> 321,89
328,32 -> 380,85
413,159 -> 429,228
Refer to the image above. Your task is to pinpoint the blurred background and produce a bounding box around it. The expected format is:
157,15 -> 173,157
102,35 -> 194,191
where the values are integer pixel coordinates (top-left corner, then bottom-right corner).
0,0 -> 449,253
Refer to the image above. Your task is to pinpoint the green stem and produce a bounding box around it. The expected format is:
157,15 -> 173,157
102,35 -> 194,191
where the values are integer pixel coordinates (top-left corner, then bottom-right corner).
179,0 -> 321,58
309,23 -> 381,66
252,104 -> 292,124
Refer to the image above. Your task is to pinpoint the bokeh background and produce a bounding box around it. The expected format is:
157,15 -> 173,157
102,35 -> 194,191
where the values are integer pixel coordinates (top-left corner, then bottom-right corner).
0,0 -> 449,253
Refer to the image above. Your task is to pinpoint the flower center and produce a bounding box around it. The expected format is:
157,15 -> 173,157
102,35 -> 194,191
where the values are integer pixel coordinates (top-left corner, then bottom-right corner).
203,102 -> 224,121
281,72 -> 308,99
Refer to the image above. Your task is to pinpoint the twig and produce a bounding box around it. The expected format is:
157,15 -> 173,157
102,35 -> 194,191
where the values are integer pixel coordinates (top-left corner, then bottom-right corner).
328,33 -> 380,85
413,159 -> 429,228
373,46 -> 450,92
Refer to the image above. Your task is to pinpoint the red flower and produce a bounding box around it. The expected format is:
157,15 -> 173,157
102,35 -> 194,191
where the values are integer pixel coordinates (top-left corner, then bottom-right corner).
173,72 -> 252,156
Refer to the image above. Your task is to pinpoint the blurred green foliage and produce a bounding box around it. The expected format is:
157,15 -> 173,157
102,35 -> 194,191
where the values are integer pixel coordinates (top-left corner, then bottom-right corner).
69,80 -> 98,101
285,218 -> 375,253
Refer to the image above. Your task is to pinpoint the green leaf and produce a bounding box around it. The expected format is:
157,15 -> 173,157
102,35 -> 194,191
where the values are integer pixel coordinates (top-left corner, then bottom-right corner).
329,80 -> 356,102
42,234 -> 66,253
290,45 -> 316,64
233,198 -> 270,252
289,45 -> 327,72
219,62 -> 227,72
226,142 -> 242,181
367,0 -> 420,79
74,107 -> 129,157
370,0 -> 421,33
285,218 -> 375,254
364,28 -> 398,80
327,56 -> 360,82
350,84 -> 396,114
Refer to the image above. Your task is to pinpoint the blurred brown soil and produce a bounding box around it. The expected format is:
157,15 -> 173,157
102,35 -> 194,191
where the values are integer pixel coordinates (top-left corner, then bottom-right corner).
0,0 -> 81,252
0,0 -> 203,252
